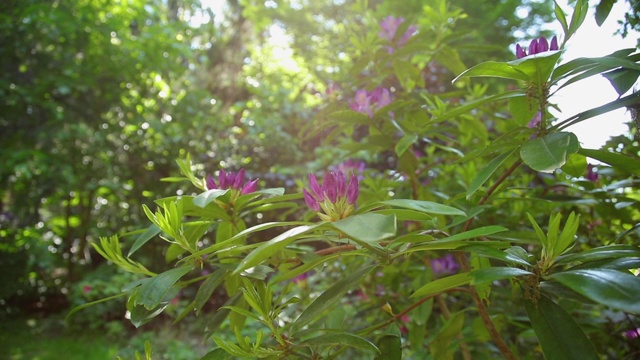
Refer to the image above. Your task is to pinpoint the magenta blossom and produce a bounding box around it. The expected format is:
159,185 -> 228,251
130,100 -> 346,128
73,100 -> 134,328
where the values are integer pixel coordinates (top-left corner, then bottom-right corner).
586,164 -> 598,183
516,36 -> 559,59
431,254 -> 460,276
350,87 -> 393,118
624,328 -> 640,339
303,170 -> 359,222
379,16 -> 417,53
527,111 -> 542,129
379,16 -> 405,42
332,159 -> 366,181
206,168 -> 258,195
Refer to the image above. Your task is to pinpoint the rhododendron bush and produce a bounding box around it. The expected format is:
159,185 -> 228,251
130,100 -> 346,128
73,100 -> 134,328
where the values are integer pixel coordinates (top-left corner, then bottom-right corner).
69,1 -> 640,358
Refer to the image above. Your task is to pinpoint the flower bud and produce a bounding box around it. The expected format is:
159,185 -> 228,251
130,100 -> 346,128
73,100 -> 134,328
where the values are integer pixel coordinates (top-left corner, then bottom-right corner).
550,36 -> 559,51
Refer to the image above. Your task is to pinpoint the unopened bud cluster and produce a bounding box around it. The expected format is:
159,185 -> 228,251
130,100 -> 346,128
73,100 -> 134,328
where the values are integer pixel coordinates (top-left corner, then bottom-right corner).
303,171 -> 359,222
516,36 -> 559,59
206,169 -> 258,205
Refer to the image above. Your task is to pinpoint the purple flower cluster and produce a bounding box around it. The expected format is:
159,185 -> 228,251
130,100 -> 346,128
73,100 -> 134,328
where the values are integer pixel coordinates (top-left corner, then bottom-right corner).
332,159 -> 366,181
431,254 -> 460,276
350,87 -> 392,118
303,171 -> 359,222
516,36 -> 559,59
624,327 -> 640,339
206,169 -> 258,195
379,16 -> 417,53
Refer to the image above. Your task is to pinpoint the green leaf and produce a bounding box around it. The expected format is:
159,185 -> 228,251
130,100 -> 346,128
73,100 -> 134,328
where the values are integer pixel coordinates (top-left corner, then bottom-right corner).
429,311 -> 465,360
442,226 -> 509,242
205,293 -> 242,337
568,257 -> 640,271
430,90 -> 524,123
467,149 -> 517,199
373,209 -> 432,222
603,68 -> 640,96
435,45 -> 467,76
453,61 -> 530,82
270,252 -> 354,284
554,1 -> 569,38
165,243 -> 185,263
301,332 -> 379,353
331,213 -> 396,243
292,265 -> 375,330
551,48 -> 637,82
374,335 -> 402,360
457,244 -> 533,268
525,293 -> 599,360
520,132 -> 580,173
194,269 -> 227,315
595,0 -> 616,26
578,148 -> 640,176
549,269 -> 640,314
509,95 -> 539,125
136,266 -> 193,309
222,305 -> 261,322
128,225 -> 161,257
561,153 -> 587,177
379,199 -> 466,216
395,133 -> 418,157
557,90 -> 640,131
128,300 -> 170,328
555,212 -> 579,256
555,245 -> 640,266
508,51 -> 563,84
526,213 -> 548,249
233,224 -> 320,275
66,293 -> 127,321
555,55 -> 640,92
193,189 -> 229,208
161,176 -> 189,183
411,273 -> 471,298
568,0 -> 589,39
469,267 -> 533,285
199,348 -> 232,360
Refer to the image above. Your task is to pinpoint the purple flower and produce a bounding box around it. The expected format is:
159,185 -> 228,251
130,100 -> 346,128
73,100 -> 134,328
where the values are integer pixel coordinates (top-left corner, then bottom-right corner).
303,188 -> 320,212
586,164 -> 598,183
399,25 -> 418,46
379,16 -> 417,53
527,111 -> 542,129
332,159 -> 366,181
350,89 -> 374,117
323,172 -> 339,203
308,173 -> 324,200
349,87 -> 393,118
206,168 -> 259,195
624,328 -> 640,339
431,254 -> 460,276
550,36 -> 559,51
515,36 -> 559,59
241,179 -> 259,194
516,44 -> 527,59
347,173 -> 359,205
379,16 -> 405,42
292,271 -> 311,284
303,170 -> 360,221
336,171 -> 347,197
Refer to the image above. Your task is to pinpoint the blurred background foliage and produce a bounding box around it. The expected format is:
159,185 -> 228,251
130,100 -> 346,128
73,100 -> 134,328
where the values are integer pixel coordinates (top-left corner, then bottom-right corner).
0,0 -> 637,358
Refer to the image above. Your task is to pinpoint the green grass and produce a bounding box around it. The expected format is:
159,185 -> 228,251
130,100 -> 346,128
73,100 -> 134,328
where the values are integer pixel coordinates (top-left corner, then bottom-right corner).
0,317 -> 119,360
0,314 -> 213,360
